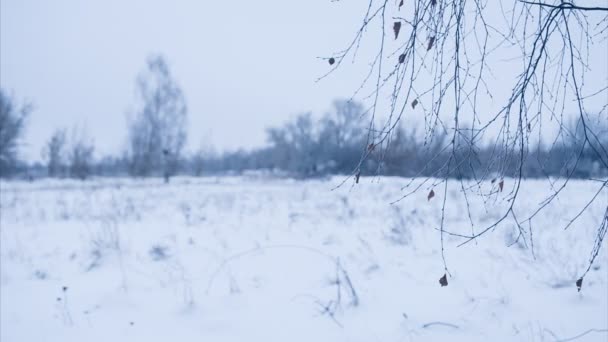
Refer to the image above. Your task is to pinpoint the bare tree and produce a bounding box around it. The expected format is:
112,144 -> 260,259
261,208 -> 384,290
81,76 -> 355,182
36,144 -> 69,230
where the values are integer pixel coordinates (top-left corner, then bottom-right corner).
266,112 -> 321,176
321,100 -> 366,151
42,128 -> 67,178
325,1 -> 608,286
126,54 -> 188,182
0,89 -> 31,177
67,127 -> 95,180
190,140 -> 216,177
318,100 -> 367,172
191,149 -> 205,177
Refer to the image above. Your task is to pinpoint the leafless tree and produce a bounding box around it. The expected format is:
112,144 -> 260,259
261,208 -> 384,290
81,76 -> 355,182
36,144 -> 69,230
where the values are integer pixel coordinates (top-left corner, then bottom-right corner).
190,140 -> 216,177
325,0 -> 608,286
42,128 -> 67,178
321,100 -> 366,151
191,150 -> 205,177
318,100 -> 367,172
0,89 -> 31,177
67,127 -> 95,180
126,54 -> 188,182
266,112 -> 319,175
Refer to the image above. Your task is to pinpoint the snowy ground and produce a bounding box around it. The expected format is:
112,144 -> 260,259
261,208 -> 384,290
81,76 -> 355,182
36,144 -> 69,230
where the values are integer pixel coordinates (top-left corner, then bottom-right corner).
1,176 -> 606,341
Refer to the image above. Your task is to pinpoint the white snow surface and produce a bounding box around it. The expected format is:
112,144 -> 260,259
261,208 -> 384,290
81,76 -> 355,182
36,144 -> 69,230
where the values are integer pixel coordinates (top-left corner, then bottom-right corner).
1,176 -> 607,341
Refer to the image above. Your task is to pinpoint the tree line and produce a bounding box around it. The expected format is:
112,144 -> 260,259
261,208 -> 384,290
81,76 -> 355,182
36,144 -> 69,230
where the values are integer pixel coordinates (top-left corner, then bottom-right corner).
1,55 -> 606,181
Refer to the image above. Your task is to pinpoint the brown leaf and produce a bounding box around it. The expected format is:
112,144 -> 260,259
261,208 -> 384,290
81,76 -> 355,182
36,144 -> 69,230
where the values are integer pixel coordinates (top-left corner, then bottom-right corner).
355,171 -> 361,184
393,22 -> 402,40
439,273 -> 448,287
431,0 -> 437,7
399,53 -> 406,63
411,99 -> 419,109
427,36 -> 436,51
576,277 -> 583,292
498,180 -> 504,192
427,189 -> 435,201
328,57 -> 335,65
527,123 -> 531,131
399,0 -> 404,9
491,178 -> 496,184
368,143 -> 375,152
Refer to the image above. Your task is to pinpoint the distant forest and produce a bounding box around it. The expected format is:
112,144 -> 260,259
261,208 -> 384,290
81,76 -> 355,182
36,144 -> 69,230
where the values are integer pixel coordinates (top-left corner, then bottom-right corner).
3,96 -> 607,182
1,56 -> 606,181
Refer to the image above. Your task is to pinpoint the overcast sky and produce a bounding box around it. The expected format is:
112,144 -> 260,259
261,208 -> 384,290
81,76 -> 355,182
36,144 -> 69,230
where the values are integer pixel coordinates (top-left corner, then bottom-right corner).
2,1 -> 607,162
1,0 -> 368,161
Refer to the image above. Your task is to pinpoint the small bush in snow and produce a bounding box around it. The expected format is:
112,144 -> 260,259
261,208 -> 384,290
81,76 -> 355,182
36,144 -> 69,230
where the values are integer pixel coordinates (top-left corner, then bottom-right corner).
149,244 -> 170,261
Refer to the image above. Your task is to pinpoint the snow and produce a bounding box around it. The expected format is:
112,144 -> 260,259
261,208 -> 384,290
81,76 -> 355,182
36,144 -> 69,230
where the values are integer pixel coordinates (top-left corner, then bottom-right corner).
1,176 -> 607,341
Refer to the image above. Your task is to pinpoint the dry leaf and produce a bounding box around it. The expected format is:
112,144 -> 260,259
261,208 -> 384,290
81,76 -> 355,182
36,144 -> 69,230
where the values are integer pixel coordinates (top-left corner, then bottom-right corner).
576,277 -> 583,292
427,189 -> 435,201
399,0 -> 404,9
411,99 -> 419,109
399,53 -> 406,63
393,22 -> 402,40
491,178 -> 496,183
368,143 -> 375,152
355,171 -> 361,184
498,180 -> 504,192
431,0 -> 437,7
427,36 -> 436,51
328,58 -> 335,65
439,273 -> 448,287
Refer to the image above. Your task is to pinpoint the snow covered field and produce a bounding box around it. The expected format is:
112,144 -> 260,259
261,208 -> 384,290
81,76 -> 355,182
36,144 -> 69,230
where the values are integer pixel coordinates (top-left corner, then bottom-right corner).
1,176 -> 606,342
